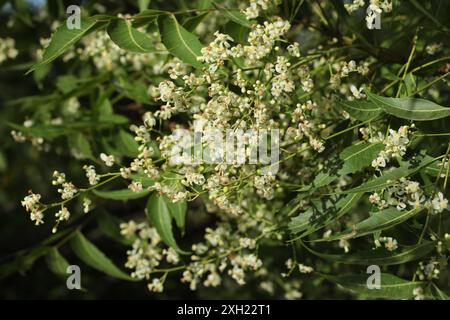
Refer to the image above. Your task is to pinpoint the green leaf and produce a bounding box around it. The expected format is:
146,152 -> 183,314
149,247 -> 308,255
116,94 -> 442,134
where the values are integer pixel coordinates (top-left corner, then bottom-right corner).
138,0 -> 151,12
339,143 -> 385,174
56,75 -> 78,93
183,12 -> 209,32
69,133 -> 93,159
342,156 -> 439,194
428,283 -> 450,300
323,273 -> 423,299
146,193 -> 188,254
107,18 -> 155,53
289,193 -> 362,235
132,9 -> 164,28
212,2 -> 253,28
165,197 -> 187,231
337,99 -> 382,121
46,248 -> 70,277
97,212 -> 134,245
116,130 -> 140,157
302,143 -> 384,191
197,0 -> 212,9
303,241 -> 435,265
316,207 -> 422,241
29,16 -> 107,73
224,21 -> 248,44
158,15 -> 204,69
367,92 -> 450,121
70,232 -> 135,281
130,173 -> 155,187
93,188 -> 150,201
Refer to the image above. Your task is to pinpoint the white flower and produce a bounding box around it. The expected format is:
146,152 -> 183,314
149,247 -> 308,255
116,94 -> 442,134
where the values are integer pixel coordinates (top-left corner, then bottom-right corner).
66,97 -> 80,114
147,278 -> 164,292
431,192 -> 448,214
413,287 -> 425,300
100,153 -> 115,166
287,42 -> 301,57
298,264 -> 314,274
143,112 -> 156,128
128,181 -> 143,193
339,239 -> 350,253
380,237 -> 398,251
349,85 -> 366,99
83,165 -> 100,185
83,198 -> 92,213
163,248 -> 179,264
120,220 -> 138,239
30,210 -> 44,226
55,207 -> 70,222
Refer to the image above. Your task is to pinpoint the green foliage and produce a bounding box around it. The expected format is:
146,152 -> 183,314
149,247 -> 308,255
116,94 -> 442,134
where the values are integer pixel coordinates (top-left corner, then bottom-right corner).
70,232 -> 135,281
1,0 -> 449,300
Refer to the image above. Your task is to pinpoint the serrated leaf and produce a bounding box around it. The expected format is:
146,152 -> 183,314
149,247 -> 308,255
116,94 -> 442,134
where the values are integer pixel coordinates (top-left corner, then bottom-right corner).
107,18 -> 155,53
132,9 -> 164,28
337,99 -> 382,121
29,16 -> 107,73
289,193 -> 362,235
315,207 -> 422,242
323,273 -> 423,299
183,12 -> 209,32
342,156 -> 439,194
70,232 -> 135,281
46,248 -> 70,277
158,15 -> 204,69
146,193 -> 188,254
302,143 -> 384,191
303,241 -> 435,265
339,143 -> 385,173
93,188 -> 149,200
116,130 -> 140,157
165,197 -> 187,231
367,91 -> 450,121
212,2 -> 253,28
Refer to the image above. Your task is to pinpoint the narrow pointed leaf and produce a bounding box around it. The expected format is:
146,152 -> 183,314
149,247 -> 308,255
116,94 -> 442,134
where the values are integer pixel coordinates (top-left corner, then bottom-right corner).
93,188 -> 150,200
164,197 -> 187,231
323,273 -> 423,299
146,193 -> 188,254
302,143 -> 384,191
46,248 -> 70,277
29,16 -> 107,73
70,232 -> 135,281
315,207 -> 422,241
212,2 -> 253,28
289,193 -> 362,235
107,18 -> 155,53
158,15 -> 204,68
342,156 -> 440,194
303,241 -> 435,265
337,99 -> 382,121
367,91 -> 450,121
